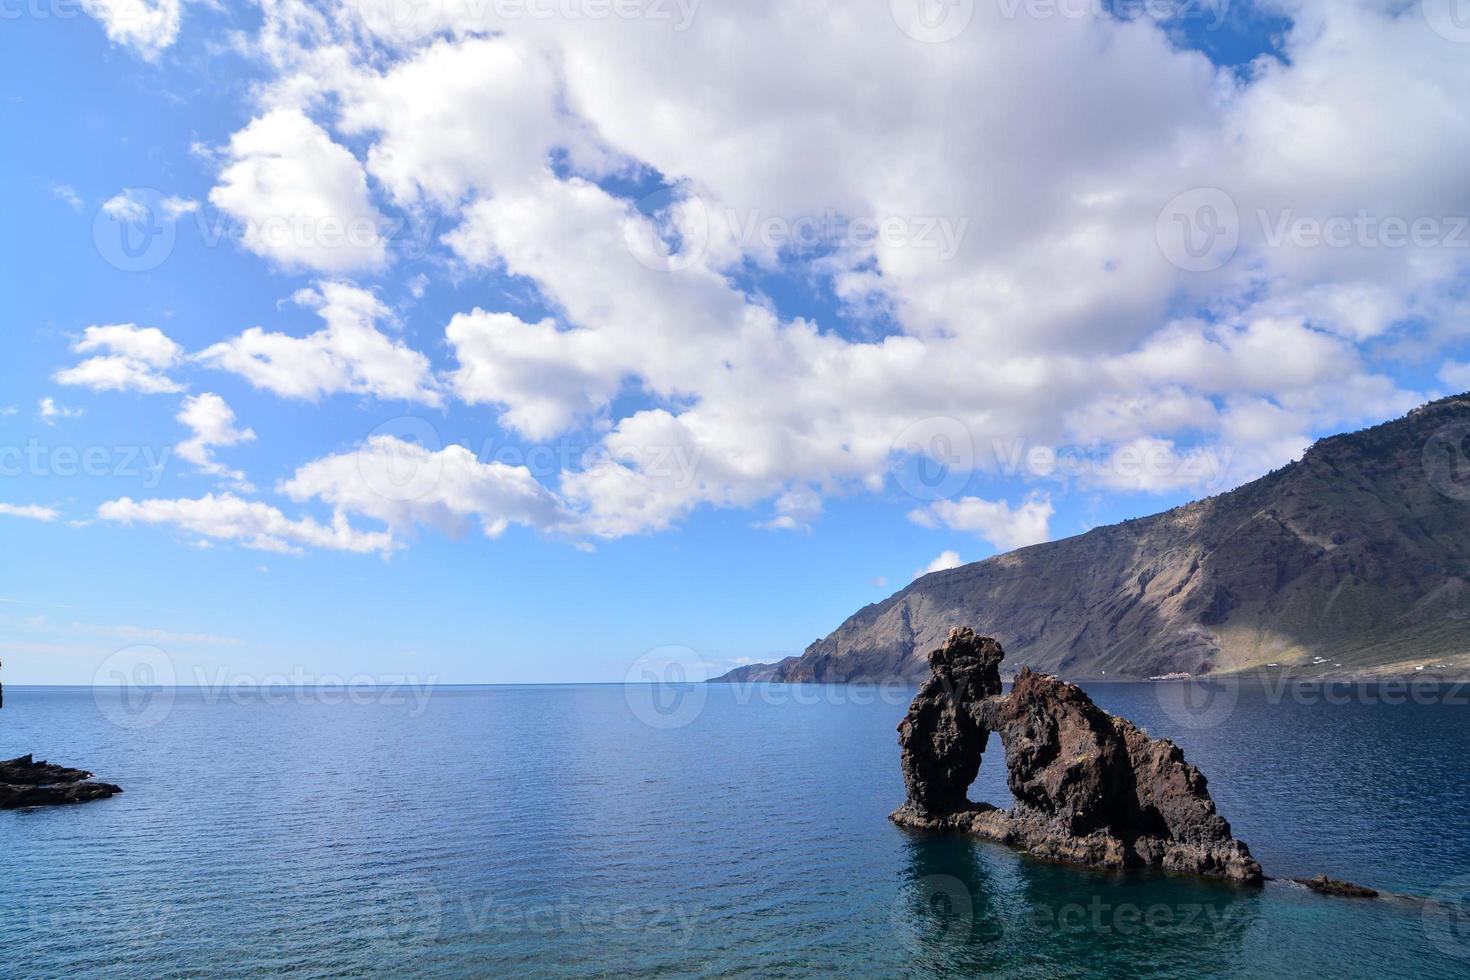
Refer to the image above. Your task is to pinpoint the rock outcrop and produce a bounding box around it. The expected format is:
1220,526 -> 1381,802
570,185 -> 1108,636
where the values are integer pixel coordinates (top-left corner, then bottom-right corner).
896,632 -> 1004,816
1293,874 -> 1379,898
891,628 -> 1262,883
0,755 -> 122,809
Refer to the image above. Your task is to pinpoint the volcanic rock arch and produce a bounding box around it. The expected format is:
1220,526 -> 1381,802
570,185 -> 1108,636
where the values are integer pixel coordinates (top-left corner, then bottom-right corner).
892,627 -> 1262,883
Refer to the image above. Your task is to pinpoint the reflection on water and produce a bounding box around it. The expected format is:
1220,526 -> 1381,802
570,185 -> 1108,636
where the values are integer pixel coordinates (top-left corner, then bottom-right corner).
892,829 -> 1267,977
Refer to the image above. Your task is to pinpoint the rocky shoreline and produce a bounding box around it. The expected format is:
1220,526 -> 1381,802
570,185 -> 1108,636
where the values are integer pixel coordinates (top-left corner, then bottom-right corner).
0,755 -> 122,809
892,628 -> 1263,883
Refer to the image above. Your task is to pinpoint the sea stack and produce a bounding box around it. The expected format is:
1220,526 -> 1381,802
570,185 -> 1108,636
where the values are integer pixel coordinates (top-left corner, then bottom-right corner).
892,628 -> 1262,884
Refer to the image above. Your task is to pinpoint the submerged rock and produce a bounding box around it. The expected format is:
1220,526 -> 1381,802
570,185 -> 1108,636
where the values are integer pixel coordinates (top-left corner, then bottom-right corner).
1292,874 -> 1379,898
0,755 -> 122,809
891,628 -> 1262,884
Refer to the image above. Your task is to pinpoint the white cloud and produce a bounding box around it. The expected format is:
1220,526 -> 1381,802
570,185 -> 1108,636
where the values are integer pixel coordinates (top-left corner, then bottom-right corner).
337,36 -> 596,207
197,282 -> 440,404
1441,362 -> 1470,393
37,397 -> 83,424
76,323 -> 181,365
176,393 -> 257,489
97,493 -> 395,555
911,496 -> 1054,552
915,550 -> 964,580
81,0 -> 180,59
55,323 -> 184,394
210,108 -> 387,273
175,1 -> 1470,538
446,174 -> 935,537
54,357 -> 184,395
102,188 -> 196,222
101,191 -> 148,222
0,503 -> 60,522
51,184 -> 83,211
163,196 -> 199,218
446,310 -> 620,439
279,435 -> 569,540
755,486 -> 823,532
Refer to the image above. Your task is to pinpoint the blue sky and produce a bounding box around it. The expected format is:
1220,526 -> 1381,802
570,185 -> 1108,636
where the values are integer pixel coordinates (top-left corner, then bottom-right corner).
3,0 -> 1469,684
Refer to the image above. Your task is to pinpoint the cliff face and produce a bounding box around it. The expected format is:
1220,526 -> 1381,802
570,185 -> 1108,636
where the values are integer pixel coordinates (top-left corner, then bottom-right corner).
717,394 -> 1470,682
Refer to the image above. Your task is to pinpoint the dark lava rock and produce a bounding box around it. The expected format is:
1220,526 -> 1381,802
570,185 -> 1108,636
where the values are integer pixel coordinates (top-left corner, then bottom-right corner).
896,628 -> 1004,817
891,629 -> 1263,884
0,754 -> 122,809
1293,874 -> 1379,898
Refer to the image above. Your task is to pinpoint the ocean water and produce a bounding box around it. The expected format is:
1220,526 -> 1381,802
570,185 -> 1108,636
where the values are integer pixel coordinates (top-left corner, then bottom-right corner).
4,680 -> 1470,977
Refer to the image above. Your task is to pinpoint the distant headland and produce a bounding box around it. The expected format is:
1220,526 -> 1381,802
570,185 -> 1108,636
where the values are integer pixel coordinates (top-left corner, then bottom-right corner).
716,394 -> 1470,684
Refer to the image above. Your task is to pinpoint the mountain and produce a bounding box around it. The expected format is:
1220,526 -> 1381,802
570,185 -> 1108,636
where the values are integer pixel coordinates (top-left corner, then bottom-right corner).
714,394 -> 1470,683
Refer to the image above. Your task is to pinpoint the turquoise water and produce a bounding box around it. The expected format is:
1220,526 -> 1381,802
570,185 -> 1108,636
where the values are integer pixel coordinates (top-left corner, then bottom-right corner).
3,681 -> 1470,977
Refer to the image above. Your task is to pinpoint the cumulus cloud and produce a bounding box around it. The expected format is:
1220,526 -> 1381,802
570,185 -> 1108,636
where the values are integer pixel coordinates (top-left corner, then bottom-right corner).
197,282 -> 440,404
446,310 -> 621,439
97,493 -> 395,555
916,550 -> 964,580
82,0 -> 180,59
911,496 -> 1054,552
210,108 -> 387,273
0,503 -> 60,522
175,393 -> 257,489
55,323 -> 184,394
279,435 -> 569,539
108,0 -> 1469,543
755,486 -> 824,532
336,36 -> 598,207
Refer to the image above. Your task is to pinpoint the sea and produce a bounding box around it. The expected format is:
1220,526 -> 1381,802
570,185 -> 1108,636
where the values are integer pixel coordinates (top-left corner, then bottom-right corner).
3,679 -> 1469,977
